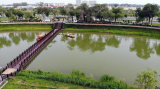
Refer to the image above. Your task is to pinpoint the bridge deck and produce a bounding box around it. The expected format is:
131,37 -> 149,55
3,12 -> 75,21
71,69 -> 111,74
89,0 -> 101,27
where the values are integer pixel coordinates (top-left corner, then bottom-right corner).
2,68 -> 17,75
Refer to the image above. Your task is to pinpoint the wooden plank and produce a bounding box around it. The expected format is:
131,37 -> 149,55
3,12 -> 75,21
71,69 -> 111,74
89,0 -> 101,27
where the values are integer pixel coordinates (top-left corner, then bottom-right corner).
2,68 -> 17,75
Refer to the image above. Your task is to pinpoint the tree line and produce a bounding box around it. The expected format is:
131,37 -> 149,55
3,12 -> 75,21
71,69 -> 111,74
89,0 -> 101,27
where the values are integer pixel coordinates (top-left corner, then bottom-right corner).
0,3 -> 160,24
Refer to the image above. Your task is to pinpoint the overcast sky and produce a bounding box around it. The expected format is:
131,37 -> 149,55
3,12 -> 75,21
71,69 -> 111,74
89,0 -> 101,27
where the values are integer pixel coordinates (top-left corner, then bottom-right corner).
0,0 -> 160,5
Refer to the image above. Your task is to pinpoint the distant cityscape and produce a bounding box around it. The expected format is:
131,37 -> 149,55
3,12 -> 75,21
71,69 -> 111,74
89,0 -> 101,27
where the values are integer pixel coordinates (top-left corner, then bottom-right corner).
0,0 -> 159,11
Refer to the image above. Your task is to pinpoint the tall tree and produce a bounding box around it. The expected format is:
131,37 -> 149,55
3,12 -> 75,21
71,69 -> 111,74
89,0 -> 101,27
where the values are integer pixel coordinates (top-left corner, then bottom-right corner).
24,11 -> 33,20
143,4 -> 159,25
112,7 -> 124,22
77,3 -> 89,22
69,10 -> 76,22
92,4 -> 108,21
135,8 -> 145,23
0,6 -> 6,16
36,7 -> 51,22
16,9 -> 24,18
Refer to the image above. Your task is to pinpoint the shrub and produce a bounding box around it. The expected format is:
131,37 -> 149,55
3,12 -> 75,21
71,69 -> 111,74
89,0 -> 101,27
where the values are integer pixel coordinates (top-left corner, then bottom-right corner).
71,69 -> 86,79
101,74 -> 115,82
134,69 -> 159,89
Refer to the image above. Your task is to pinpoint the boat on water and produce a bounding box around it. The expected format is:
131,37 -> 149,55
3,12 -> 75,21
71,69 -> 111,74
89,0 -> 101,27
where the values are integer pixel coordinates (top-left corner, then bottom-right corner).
36,34 -> 44,41
66,32 -> 75,38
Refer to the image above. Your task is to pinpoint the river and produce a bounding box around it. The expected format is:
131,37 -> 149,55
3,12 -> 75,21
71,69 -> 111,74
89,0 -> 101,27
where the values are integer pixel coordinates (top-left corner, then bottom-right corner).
0,31 -> 160,85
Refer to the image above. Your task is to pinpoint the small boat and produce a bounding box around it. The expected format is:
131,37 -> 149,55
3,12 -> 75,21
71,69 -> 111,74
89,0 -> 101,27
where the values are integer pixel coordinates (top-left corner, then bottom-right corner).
36,34 -> 44,41
66,32 -> 75,38
69,35 -> 75,38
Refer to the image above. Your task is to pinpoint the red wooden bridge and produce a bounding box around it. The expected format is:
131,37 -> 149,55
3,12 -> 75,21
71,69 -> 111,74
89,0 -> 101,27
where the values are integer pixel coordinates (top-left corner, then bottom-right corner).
0,23 -> 63,84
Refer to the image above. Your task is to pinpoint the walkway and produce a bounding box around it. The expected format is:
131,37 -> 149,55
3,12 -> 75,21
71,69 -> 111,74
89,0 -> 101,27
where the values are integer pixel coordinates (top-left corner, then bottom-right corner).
0,23 -> 63,84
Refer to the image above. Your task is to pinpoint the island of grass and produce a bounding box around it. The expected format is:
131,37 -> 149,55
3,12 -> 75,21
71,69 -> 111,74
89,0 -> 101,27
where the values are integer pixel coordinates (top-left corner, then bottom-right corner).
2,69 -> 134,89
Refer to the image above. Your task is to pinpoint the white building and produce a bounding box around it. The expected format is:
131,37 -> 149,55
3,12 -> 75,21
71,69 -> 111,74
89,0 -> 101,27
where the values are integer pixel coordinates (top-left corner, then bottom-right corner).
82,1 -> 88,5
89,0 -> 96,6
76,0 -> 81,6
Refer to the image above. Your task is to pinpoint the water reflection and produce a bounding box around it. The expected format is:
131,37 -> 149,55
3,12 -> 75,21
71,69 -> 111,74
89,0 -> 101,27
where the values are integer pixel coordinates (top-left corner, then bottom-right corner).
0,32 -> 37,49
61,33 -> 121,53
0,37 -> 11,48
105,36 -> 121,48
130,38 -> 154,59
19,33 -> 36,42
9,33 -> 20,45
154,43 -> 160,56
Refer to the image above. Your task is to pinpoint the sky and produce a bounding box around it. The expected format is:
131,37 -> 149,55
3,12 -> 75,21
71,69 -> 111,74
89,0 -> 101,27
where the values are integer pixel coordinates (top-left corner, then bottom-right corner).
0,0 -> 160,5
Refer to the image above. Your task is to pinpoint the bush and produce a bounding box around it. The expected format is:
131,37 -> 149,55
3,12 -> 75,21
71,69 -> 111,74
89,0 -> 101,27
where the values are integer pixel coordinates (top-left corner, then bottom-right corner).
71,69 -> 86,79
101,74 -> 115,82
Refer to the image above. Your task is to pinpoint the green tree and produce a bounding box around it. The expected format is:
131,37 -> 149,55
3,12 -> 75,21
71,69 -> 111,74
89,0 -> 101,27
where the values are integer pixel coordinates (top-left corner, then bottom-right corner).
16,10 -> 24,18
134,69 -> 159,89
59,7 -> 67,15
143,4 -> 159,25
158,17 -> 160,23
36,7 -> 51,22
24,11 -> 33,20
77,3 -> 89,22
112,7 -> 124,22
0,6 -> 6,16
69,10 -> 76,22
135,8 -> 145,23
92,4 -> 108,21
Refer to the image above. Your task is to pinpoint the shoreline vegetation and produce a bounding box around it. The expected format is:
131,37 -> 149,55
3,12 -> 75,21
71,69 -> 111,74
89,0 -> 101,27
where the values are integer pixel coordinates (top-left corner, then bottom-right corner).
63,24 -> 160,38
0,23 -> 160,38
2,69 -> 133,89
0,24 -> 54,31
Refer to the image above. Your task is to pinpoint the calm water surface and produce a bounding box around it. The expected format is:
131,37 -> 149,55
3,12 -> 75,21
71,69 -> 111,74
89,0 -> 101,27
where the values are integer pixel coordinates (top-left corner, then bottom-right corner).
0,31 -> 160,85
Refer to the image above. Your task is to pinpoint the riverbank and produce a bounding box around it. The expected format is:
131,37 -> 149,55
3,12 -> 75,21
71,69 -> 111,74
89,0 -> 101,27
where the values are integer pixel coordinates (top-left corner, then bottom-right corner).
63,24 -> 160,38
2,70 -> 133,89
0,24 -> 54,31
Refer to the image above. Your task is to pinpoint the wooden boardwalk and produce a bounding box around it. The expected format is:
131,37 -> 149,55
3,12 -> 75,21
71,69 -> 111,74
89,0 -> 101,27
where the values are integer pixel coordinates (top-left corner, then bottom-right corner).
0,23 -> 63,84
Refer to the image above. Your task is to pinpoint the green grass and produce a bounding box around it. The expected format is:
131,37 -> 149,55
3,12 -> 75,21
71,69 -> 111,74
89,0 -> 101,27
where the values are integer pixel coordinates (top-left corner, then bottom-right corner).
2,70 -> 133,89
3,76 -> 93,89
0,24 -> 54,31
63,24 -> 160,38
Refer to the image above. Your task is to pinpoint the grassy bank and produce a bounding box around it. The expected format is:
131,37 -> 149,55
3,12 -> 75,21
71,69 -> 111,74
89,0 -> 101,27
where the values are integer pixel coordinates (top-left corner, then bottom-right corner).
3,70 -> 133,89
0,24 -> 54,31
63,24 -> 160,38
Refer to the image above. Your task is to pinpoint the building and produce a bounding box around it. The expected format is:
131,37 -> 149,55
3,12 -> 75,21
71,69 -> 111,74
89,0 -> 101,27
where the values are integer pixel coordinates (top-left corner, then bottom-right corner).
89,0 -> 96,6
82,1 -> 88,5
76,0 -> 81,6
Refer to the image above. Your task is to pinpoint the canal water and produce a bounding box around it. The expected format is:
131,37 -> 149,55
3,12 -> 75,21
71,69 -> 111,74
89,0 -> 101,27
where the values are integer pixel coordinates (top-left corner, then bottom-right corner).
0,31 -> 160,85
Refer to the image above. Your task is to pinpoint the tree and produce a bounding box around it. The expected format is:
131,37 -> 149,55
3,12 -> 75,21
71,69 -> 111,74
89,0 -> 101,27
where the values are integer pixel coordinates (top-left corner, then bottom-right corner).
59,7 -> 67,16
36,7 -> 51,22
158,17 -> 160,23
112,7 -> 124,22
69,10 -> 76,22
134,69 -> 159,89
0,6 -> 6,16
24,11 -> 33,20
16,9 -> 24,18
101,11 -> 114,22
135,8 -> 145,23
143,4 -> 159,25
77,3 -> 89,22
92,4 -> 109,21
